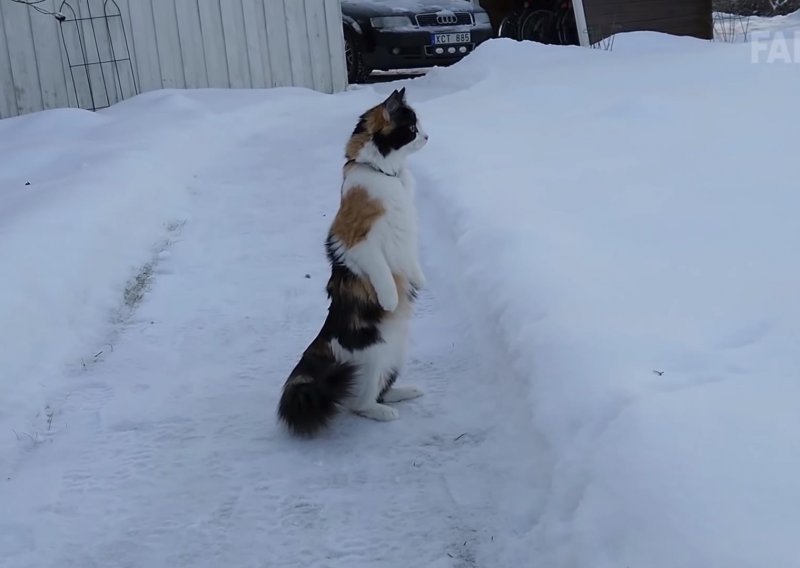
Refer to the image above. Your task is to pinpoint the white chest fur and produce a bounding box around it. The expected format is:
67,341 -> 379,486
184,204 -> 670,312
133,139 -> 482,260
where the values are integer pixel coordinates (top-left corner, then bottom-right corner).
342,165 -> 421,281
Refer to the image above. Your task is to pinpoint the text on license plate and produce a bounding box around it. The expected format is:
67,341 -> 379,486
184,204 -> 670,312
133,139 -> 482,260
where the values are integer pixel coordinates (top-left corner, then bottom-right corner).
432,32 -> 471,45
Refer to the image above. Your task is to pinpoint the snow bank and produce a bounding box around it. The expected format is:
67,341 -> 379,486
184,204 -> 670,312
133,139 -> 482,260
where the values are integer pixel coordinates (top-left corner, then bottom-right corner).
399,36 -> 800,567
722,8 -> 800,40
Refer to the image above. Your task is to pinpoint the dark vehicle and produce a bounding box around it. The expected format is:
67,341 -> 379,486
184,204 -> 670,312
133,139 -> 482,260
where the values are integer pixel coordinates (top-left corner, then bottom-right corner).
341,0 -> 495,83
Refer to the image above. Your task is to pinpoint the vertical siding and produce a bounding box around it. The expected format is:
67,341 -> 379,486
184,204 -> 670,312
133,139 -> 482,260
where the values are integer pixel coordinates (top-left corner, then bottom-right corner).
196,0 -> 230,88
263,0 -> 294,87
220,0 -> 252,88
0,1 -> 18,117
28,0 -> 71,109
151,0 -> 187,89
305,0 -> 334,93
125,0 -> 163,93
242,0 -> 271,88
284,0 -> 315,89
0,0 -> 347,119
175,0 -> 210,88
1,0 -> 45,115
324,0 -> 348,94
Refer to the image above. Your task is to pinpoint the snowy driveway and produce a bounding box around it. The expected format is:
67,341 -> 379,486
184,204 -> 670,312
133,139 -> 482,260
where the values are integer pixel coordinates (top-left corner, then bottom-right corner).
2,88 -> 540,568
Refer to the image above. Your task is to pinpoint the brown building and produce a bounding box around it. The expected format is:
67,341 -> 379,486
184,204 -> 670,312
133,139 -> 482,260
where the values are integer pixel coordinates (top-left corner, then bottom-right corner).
478,0 -> 713,46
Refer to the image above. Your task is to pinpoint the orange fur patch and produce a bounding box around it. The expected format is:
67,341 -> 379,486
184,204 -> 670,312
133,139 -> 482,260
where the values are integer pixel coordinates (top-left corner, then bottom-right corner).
330,185 -> 385,248
365,106 -> 391,132
344,106 -> 394,160
345,132 -> 370,160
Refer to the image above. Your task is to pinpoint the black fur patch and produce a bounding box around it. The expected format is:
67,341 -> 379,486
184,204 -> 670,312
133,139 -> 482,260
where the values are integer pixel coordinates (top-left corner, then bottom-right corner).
325,232 -> 344,266
373,105 -> 418,156
324,267 -> 384,351
324,236 -> 385,351
278,343 -> 357,437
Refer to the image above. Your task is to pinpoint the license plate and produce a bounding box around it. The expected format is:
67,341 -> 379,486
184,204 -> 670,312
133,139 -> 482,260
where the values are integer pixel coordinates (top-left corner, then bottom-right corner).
431,32 -> 471,45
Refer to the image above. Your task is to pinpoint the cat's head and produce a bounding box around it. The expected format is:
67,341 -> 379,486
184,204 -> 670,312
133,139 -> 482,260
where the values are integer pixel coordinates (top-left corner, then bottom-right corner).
345,88 -> 428,173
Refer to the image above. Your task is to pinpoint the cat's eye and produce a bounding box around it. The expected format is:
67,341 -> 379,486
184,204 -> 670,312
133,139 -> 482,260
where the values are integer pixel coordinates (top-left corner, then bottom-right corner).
410,125 -> 417,133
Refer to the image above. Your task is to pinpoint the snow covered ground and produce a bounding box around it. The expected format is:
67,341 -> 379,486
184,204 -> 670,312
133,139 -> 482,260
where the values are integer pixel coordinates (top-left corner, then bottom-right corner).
715,7 -> 800,42
2,20 -> 799,568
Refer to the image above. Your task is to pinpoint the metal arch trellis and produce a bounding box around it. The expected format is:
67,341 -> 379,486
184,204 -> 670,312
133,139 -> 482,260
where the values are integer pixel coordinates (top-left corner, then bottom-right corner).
57,0 -> 138,111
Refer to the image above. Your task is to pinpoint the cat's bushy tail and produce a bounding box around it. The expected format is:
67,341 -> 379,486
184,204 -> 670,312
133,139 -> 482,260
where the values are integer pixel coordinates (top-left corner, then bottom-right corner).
277,346 -> 356,437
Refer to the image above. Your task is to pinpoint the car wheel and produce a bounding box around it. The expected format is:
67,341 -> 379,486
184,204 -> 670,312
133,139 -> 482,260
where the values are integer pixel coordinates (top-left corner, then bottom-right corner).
344,27 -> 369,84
557,12 -> 580,45
520,9 -> 557,44
498,14 -> 520,39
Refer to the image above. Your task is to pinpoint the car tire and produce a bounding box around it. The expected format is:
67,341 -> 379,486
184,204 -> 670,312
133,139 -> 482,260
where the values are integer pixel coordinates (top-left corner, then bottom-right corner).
498,14 -> 520,39
344,27 -> 369,84
519,9 -> 557,44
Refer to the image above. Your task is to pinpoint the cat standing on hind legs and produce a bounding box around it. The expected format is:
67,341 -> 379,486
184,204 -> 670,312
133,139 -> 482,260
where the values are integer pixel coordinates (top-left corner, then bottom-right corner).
277,88 -> 429,437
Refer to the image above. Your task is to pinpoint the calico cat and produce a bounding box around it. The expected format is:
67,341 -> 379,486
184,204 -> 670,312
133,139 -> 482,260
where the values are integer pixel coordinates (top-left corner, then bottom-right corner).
277,88 -> 428,437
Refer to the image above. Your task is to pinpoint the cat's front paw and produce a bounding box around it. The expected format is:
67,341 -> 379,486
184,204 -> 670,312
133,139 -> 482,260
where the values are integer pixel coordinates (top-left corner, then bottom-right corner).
410,270 -> 426,291
377,284 -> 399,312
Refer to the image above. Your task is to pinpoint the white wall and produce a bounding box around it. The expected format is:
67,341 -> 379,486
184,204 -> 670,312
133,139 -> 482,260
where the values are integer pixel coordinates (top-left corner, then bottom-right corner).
0,0 -> 347,119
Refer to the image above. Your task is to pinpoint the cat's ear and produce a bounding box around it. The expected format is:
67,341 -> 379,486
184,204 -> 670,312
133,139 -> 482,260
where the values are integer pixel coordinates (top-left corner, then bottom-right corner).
393,87 -> 407,104
383,88 -> 405,114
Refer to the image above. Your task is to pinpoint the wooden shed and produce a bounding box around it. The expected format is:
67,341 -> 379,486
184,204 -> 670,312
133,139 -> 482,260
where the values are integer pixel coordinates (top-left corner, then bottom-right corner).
478,0 -> 713,47
0,0 -> 347,120
581,0 -> 713,44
